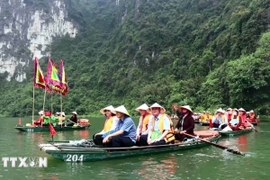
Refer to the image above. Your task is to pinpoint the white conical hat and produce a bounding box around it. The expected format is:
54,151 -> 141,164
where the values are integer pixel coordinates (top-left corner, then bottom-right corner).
114,105 -> 130,116
100,105 -> 116,114
135,103 -> 149,112
72,111 -> 77,115
150,103 -> 166,113
238,108 -> 246,112
215,108 -> 224,114
61,112 -> 65,117
38,110 -> 44,115
180,105 -> 193,113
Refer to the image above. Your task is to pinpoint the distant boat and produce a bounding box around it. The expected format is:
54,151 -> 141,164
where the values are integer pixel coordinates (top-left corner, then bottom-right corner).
15,123 -> 90,132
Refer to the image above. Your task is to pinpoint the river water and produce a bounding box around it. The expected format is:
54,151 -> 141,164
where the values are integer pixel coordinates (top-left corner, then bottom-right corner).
0,117 -> 269,180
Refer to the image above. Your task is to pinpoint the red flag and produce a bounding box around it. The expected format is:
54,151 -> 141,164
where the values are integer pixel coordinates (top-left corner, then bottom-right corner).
49,123 -> 57,138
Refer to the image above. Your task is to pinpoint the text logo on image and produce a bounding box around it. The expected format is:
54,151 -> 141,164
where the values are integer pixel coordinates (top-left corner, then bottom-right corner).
2,157 -> 47,168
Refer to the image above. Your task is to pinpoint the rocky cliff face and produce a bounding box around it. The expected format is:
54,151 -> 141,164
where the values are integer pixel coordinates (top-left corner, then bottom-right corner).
0,0 -> 78,81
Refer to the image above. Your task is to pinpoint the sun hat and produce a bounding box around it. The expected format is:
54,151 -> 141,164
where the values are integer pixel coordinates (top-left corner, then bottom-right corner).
180,105 -> 193,114
61,112 -> 65,117
226,108 -> 232,111
100,105 -> 116,114
135,103 -> 149,112
114,105 -> 130,116
149,103 -> 166,113
38,110 -> 44,115
216,108 -> 224,114
72,111 -> 77,115
238,108 -> 246,112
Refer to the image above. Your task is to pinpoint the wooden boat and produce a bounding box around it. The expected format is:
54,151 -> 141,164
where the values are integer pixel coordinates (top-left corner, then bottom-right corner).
15,124 -> 90,132
199,122 -> 210,126
219,127 -> 253,137
38,132 -> 221,162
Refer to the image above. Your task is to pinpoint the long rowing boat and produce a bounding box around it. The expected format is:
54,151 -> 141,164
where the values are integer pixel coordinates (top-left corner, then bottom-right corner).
219,127 -> 253,137
15,124 -> 90,132
38,132 -> 221,162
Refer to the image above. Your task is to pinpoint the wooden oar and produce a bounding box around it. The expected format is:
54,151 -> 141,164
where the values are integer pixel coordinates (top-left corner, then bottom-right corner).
246,121 -> 258,132
183,132 -> 245,156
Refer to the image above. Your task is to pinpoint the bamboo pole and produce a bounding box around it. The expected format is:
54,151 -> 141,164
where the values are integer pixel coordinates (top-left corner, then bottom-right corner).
32,85 -> 35,124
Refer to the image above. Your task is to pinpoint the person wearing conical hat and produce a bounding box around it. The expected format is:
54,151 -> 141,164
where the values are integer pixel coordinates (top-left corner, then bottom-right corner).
139,103 -> 175,146
66,111 -> 78,126
135,103 -> 151,144
174,105 -> 195,142
238,108 -> 251,129
33,110 -> 44,127
102,105 -> 137,147
211,108 -> 225,128
93,105 -> 118,146
248,110 -> 257,123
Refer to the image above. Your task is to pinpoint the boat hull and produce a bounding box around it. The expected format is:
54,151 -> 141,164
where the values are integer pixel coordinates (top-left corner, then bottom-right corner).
219,128 -> 253,137
199,122 -> 210,126
39,135 -> 220,162
14,125 -> 90,132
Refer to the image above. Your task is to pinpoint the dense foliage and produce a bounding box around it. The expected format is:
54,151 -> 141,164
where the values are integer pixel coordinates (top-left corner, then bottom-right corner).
1,0 -> 270,117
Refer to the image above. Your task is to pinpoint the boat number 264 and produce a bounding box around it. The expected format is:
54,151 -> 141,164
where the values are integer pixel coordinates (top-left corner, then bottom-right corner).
66,154 -> 84,162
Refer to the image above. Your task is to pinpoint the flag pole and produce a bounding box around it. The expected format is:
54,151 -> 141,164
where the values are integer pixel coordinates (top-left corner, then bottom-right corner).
32,85 -> 35,124
42,89 -> 47,114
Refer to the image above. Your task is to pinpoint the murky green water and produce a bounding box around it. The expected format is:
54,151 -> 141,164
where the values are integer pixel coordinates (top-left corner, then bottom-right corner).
0,117 -> 269,180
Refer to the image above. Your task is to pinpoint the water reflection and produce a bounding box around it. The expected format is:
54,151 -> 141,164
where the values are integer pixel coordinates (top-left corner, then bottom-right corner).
237,135 -> 248,151
135,154 -> 178,179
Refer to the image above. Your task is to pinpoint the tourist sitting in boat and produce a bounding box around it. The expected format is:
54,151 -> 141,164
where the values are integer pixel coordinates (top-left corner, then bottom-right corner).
102,105 -> 137,147
174,105 -> 195,142
57,112 -> 66,126
66,111 -> 78,126
139,103 -> 175,145
93,105 -> 118,145
228,108 -> 242,130
135,103 -> 151,145
212,108 -> 225,128
226,108 -> 233,122
33,110 -> 44,126
248,110 -> 257,123
238,108 -> 251,129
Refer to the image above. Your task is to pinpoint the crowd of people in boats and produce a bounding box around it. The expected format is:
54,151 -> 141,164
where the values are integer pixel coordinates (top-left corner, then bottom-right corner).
195,108 -> 257,129
32,110 -> 88,127
91,103 -> 257,148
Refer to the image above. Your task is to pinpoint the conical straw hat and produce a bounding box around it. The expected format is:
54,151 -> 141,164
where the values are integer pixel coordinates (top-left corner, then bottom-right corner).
150,103 -> 166,113
180,105 -> 193,114
114,105 -> 130,116
135,103 -> 149,112
100,105 -> 116,114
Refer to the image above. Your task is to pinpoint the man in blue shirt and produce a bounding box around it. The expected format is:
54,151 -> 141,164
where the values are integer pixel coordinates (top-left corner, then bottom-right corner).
102,105 -> 136,147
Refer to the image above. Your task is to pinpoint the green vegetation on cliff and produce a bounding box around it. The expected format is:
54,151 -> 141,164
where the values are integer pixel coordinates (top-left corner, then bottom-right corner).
1,0 -> 270,117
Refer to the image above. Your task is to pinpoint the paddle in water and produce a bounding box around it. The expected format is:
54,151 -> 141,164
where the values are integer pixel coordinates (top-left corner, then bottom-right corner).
183,132 -> 245,156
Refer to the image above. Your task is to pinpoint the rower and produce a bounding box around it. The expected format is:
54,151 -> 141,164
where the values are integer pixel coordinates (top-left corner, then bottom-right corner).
174,105 -> 195,142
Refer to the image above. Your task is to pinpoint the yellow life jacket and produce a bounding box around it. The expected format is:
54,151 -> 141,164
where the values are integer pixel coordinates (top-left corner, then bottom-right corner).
103,116 -> 114,132
222,115 -> 226,123
142,114 -> 151,132
151,114 -> 175,143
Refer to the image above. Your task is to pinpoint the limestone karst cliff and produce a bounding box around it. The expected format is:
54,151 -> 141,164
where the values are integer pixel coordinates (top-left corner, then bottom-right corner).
0,0 -> 78,81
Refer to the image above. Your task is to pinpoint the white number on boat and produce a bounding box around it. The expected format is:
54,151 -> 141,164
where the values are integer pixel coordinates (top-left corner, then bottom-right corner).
27,129 -> 34,132
66,154 -> 84,162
